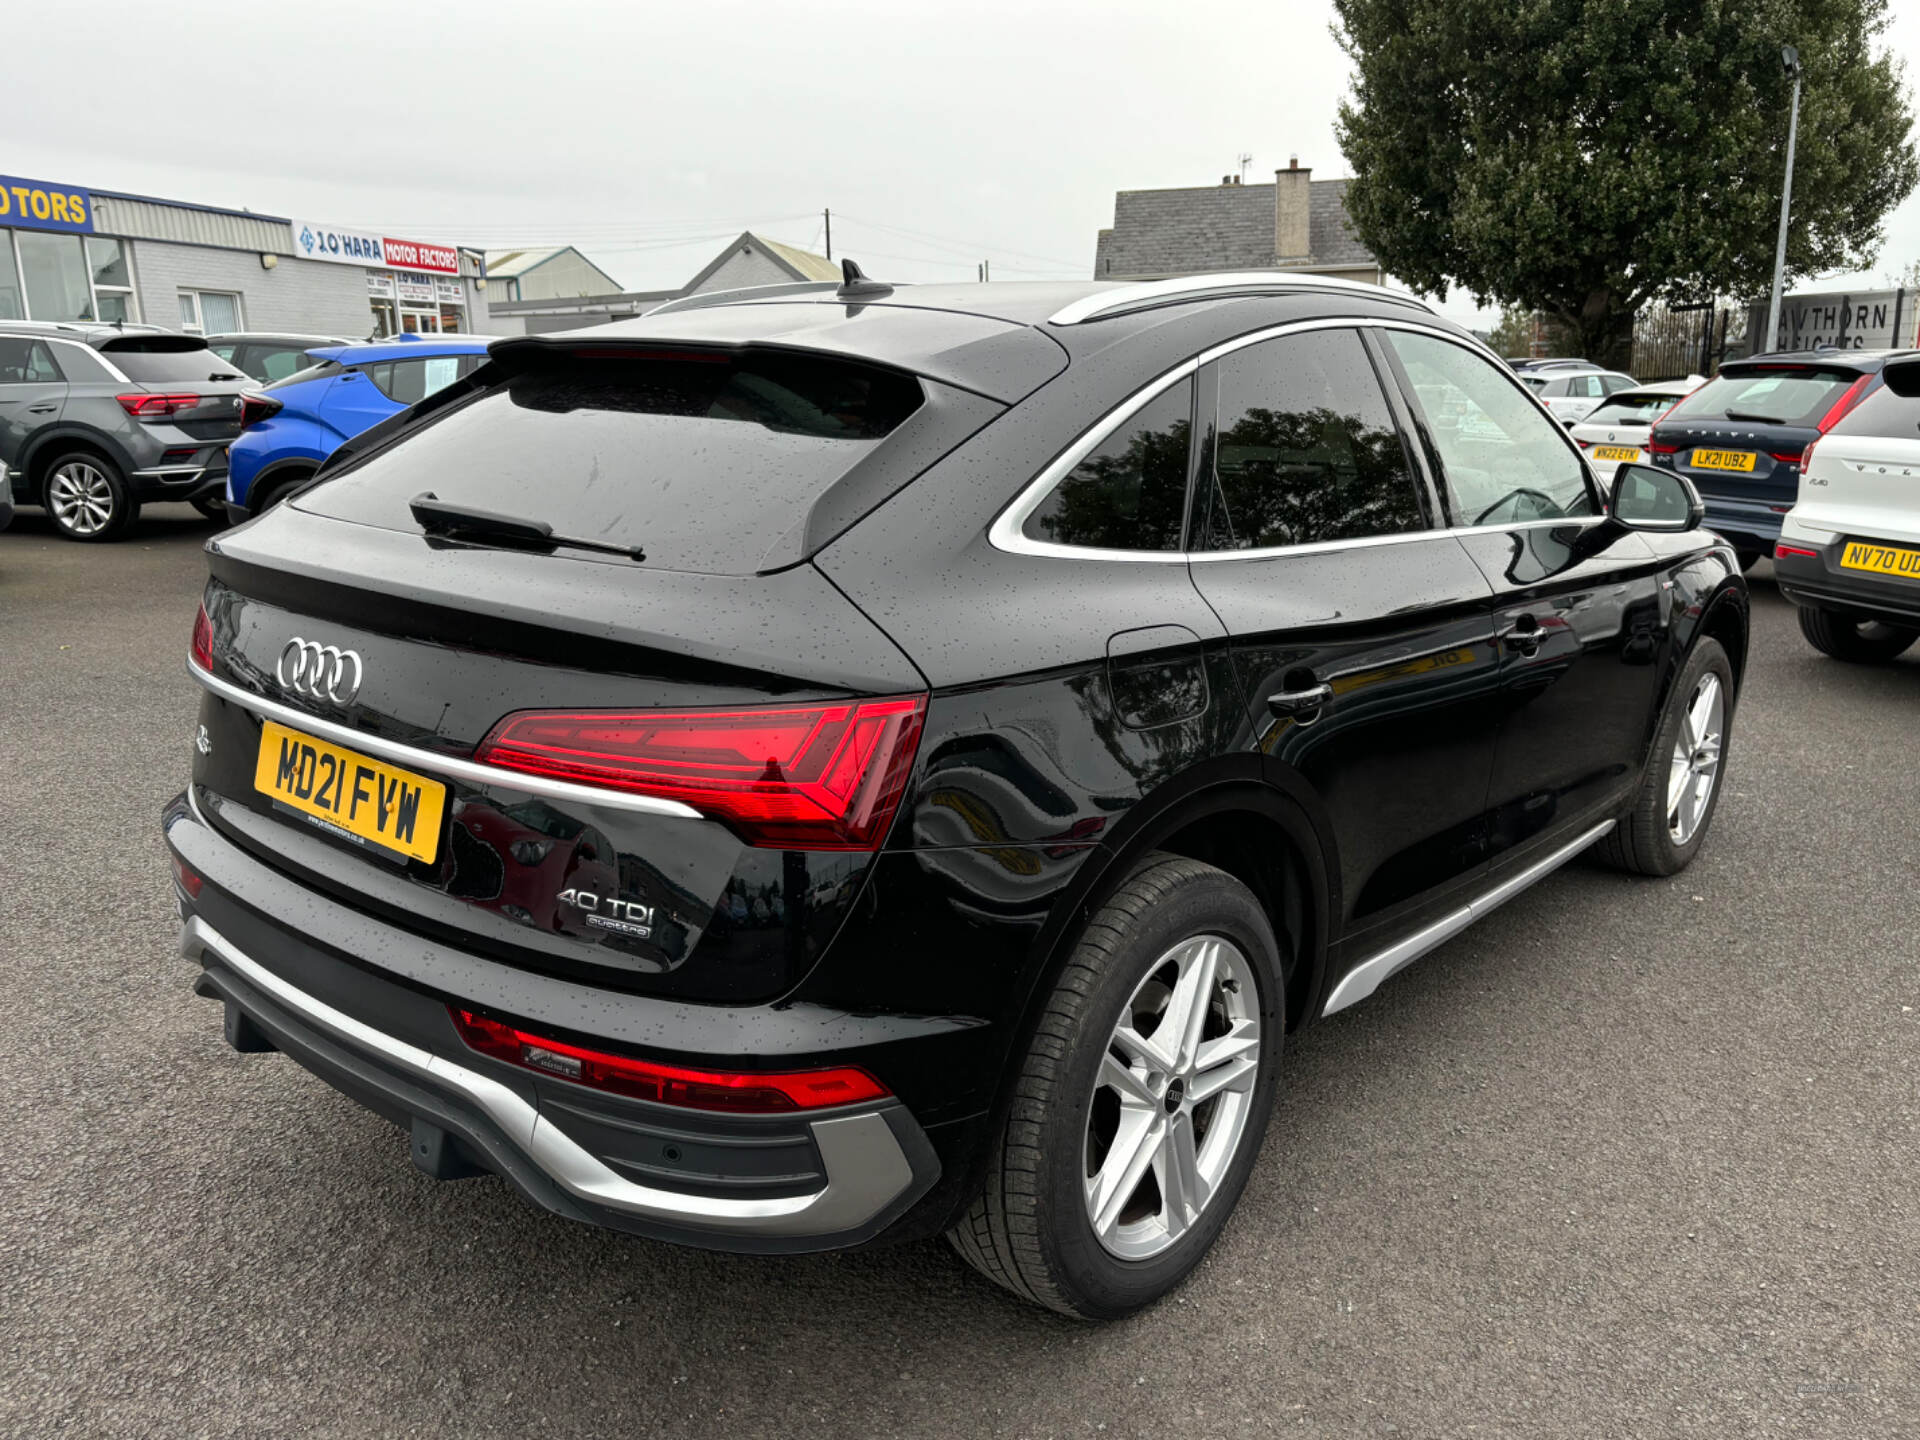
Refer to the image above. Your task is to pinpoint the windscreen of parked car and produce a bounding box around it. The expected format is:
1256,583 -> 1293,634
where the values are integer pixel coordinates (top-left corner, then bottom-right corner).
1661,369 -> 1858,428
300,348 -> 926,573
105,344 -> 247,384
1584,393 -> 1683,427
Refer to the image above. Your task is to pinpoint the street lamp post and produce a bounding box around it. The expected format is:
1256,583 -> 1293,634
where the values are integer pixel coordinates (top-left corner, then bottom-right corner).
1765,45 -> 1803,354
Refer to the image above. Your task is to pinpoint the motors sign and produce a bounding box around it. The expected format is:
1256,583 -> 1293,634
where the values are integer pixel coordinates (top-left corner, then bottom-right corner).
1754,288 -> 1920,352
292,219 -> 461,274
0,172 -> 94,233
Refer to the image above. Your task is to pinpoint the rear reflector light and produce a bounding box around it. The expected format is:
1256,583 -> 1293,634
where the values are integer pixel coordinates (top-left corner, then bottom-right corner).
238,392 -> 283,429
449,1009 -> 889,1112
1816,376 -> 1872,433
1776,544 -> 1820,559
1768,504 -> 1793,513
170,853 -> 203,898
1769,451 -> 1803,465
117,393 -> 203,418
475,695 -> 928,851
1574,438 -> 1591,448
190,603 -> 213,672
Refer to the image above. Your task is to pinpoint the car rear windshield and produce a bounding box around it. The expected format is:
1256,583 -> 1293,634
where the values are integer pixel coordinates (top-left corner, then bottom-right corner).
301,348 -> 925,572
1827,384 -> 1920,441
107,346 -> 247,383
1585,393 -> 1682,426
1662,368 -> 1858,428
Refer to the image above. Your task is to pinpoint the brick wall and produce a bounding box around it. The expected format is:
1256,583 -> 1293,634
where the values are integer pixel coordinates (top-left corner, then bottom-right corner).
127,242 -> 374,336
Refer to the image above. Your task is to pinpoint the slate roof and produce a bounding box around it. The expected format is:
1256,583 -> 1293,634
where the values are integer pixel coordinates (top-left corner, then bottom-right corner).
1094,178 -> 1377,279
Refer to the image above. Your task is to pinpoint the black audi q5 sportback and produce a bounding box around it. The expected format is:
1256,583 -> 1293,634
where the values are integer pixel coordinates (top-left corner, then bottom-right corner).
165,268 -> 1748,1318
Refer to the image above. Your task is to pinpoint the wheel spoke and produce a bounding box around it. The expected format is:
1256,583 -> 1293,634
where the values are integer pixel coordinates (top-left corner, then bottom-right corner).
1188,1018 -> 1260,1104
1088,1108 -> 1160,1237
1162,939 -> 1218,1073
1666,748 -> 1692,820
1155,1112 -> 1206,1236
1687,679 -> 1718,749
1098,1051 -> 1159,1109
1110,1016 -> 1175,1074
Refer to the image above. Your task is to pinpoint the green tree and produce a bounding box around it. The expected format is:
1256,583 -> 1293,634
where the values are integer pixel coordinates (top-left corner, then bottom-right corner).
1487,307 -> 1538,358
1333,0 -> 1918,368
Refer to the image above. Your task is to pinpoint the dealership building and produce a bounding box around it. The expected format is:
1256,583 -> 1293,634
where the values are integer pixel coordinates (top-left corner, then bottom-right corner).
0,168 -> 493,339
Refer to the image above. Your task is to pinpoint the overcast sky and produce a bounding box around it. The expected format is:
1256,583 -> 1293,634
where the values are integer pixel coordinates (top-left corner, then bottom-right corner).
7,0 -> 1919,331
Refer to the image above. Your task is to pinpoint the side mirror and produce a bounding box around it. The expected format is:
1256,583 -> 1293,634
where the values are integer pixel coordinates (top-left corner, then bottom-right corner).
1608,463 -> 1703,533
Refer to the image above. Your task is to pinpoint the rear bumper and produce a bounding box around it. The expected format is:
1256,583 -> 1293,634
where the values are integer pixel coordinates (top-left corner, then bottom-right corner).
1700,495 -> 1789,553
1773,541 -> 1920,627
130,455 -> 228,502
164,793 -> 950,1254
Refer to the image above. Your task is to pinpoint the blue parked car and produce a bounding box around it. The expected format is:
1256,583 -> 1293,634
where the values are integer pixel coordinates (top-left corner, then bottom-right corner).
226,334 -> 493,520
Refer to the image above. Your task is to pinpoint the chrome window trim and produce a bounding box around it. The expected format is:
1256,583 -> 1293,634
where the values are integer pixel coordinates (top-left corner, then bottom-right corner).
178,916 -> 915,1236
186,660 -> 705,820
1047,272 -> 1434,326
1321,818 -> 1615,1016
989,315 -> 1604,563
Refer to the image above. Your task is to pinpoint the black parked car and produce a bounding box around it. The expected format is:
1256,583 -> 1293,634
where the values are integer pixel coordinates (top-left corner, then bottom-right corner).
0,321 -> 248,539
1645,348 -> 1910,570
204,331 -> 351,385
165,270 -> 1748,1318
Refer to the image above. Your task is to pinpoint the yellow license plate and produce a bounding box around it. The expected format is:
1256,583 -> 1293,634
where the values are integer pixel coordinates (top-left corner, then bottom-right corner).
1692,448 -> 1757,472
1840,540 -> 1920,580
1591,445 -> 1640,462
253,720 -> 447,864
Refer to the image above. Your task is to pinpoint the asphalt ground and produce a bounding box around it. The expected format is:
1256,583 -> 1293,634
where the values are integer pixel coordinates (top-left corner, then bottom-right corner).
2,503 -> 1916,1439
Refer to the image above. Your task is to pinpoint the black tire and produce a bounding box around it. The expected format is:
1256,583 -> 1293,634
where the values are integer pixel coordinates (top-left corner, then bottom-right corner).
42,450 -> 136,541
249,470 -> 312,517
191,494 -> 229,524
948,853 -> 1286,1319
1599,636 -> 1734,877
1796,606 -> 1918,664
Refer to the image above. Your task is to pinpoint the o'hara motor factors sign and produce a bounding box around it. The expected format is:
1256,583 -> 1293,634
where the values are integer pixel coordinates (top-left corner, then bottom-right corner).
291,220 -> 460,275
1755,288 -> 1920,352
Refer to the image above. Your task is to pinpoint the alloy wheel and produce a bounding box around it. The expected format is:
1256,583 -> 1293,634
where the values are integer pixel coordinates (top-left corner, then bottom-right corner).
1667,672 -> 1723,844
48,462 -> 116,536
1083,934 -> 1261,1260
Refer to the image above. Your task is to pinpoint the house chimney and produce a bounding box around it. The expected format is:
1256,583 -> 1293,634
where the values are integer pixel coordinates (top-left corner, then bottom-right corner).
1274,157 -> 1311,261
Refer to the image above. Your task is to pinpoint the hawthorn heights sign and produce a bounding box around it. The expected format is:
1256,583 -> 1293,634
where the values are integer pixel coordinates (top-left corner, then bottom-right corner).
1753,287 -> 1920,352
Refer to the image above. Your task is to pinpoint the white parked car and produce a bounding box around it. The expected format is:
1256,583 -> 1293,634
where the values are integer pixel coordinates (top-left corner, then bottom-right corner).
1567,377 -> 1703,469
1521,366 -> 1640,424
1774,354 -> 1920,662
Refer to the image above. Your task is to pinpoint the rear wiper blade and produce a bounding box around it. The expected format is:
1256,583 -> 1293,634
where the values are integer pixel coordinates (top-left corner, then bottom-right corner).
1723,410 -> 1788,425
408,492 -> 645,561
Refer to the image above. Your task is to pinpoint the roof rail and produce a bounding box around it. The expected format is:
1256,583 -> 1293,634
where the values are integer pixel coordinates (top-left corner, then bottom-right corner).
1048,271 -> 1433,326
644,281 -> 845,317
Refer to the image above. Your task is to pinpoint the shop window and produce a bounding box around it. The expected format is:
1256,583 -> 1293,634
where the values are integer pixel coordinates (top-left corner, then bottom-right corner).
86,238 -> 136,323
17,231 -> 95,321
0,232 -> 21,319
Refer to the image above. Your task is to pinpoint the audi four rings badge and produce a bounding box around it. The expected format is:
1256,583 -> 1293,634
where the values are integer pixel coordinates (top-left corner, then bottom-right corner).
276,637 -> 364,705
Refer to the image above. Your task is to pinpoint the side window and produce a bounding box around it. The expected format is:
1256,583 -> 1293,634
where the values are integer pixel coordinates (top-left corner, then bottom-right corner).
210,343 -> 239,363
1577,375 -> 1605,399
1021,377 -> 1193,551
259,347 -> 311,382
1602,374 -> 1636,395
0,340 -> 60,384
1199,328 -> 1426,551
1383,331 -> 1596,525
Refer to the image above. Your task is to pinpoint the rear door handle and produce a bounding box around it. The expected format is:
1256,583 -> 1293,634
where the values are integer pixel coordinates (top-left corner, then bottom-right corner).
1267,682 -> 1333,720
27,404 -> 57,414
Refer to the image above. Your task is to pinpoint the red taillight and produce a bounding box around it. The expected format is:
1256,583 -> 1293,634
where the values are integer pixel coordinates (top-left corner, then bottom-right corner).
1769,451 -> 1803,465
238,392 -> 283,429
1574,438 -> 1591,448
1645,430 -> 1680,455
1816,376 -> 1872,433
117,393 -> 204,418
170,853 -> 204,898
449,1009 -> 889,1112
1776,543 -> 1820,559
1799,437 -> 1819,472
475,695 -> 928,851
190,603 -> 213,672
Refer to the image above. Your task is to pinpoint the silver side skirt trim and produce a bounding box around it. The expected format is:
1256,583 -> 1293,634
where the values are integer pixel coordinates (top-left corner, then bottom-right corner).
180,916 -> 913,1237
186,660 -> 703,820
1320,819 -> 1616,1017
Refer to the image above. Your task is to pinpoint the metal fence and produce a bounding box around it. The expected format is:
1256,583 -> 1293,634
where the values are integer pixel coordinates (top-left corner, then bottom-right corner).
1630,304 -> 1751,380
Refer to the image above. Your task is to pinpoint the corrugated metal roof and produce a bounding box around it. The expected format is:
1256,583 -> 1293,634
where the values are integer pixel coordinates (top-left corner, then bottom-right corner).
756,235 -> 840,282
484,247 -> 568,278
91,194 -> 292,254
